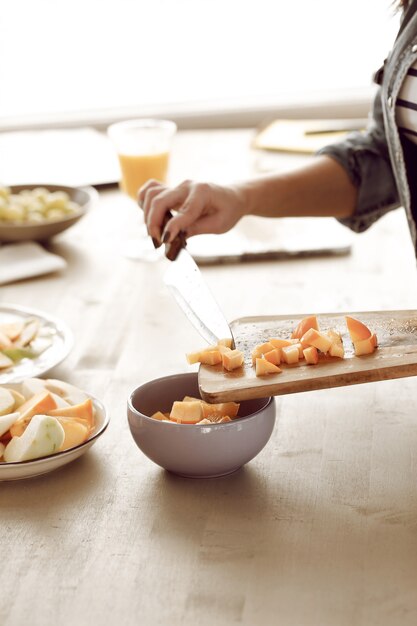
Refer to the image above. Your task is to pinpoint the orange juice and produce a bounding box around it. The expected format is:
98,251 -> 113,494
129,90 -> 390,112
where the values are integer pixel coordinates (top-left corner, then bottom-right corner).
117,152 -> 169,200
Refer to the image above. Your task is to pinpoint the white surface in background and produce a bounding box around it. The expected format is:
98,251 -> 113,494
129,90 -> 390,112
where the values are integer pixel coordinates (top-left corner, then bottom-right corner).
0,1 -> 399,120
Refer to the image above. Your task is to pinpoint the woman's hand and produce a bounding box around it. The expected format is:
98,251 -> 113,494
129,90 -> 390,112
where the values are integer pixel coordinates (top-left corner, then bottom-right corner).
138,179 -> 248,245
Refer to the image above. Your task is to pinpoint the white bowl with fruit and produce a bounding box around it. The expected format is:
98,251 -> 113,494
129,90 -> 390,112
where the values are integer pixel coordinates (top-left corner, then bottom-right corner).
127,372 -> 276,478
0,184 -> 97,242
0,377 -> 108,481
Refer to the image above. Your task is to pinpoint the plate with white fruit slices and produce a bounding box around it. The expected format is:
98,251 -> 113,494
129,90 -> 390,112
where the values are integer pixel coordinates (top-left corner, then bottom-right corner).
0,303 -> 73,384
0,377 -> 109,480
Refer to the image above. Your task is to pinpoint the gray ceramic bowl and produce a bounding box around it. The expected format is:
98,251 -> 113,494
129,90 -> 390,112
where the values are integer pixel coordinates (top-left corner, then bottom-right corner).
127,372 -> 276,478
0,184 -> 98,242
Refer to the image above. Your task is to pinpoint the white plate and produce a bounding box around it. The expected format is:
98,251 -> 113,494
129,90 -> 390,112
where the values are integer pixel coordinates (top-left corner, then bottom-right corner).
0,396 -> 108,481
0,303 -> 73,384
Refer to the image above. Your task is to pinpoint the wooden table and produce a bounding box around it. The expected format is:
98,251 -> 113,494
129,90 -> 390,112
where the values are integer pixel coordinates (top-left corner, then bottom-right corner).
1,129 -> 417,626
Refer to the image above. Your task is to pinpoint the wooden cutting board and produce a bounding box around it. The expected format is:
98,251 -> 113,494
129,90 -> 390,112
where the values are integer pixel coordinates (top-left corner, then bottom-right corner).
198,310 -> 417,403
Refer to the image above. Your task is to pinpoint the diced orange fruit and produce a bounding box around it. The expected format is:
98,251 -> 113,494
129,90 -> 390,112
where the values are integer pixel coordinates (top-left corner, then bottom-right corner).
53,417 -> 89,451
291,315 -> 319,340
217,338 -> 234,349
345,316 -> 372,342
255,358 -> 282,376
151,411 -> 170,421
301,328 -> 332,353
264,348 -> 281,365
10,391 -> 57,437
47,398 -> 94,430
186,351 -> 202,365
353,334 -> 378,356
303,346 -> 319,364
170,400 -> 203,424
326,329 -> 343,346
268,338 -> 292,349
199,349 -> 222,366
281,345 -> 300,364
251,342 -> 275,365
222,349 -> 244,371
329,343 -> 345,358
202,401 -> 239,419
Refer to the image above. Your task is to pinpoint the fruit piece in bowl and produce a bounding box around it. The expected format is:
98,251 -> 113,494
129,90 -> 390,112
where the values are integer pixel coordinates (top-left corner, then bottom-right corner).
127,372 -> 276,478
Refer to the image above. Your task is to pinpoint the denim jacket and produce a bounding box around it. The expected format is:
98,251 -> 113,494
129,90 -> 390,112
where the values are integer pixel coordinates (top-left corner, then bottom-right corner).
318,3 -> 417,251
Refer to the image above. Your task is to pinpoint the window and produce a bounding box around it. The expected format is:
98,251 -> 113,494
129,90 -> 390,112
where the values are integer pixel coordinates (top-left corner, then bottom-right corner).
0,0 -> 400,128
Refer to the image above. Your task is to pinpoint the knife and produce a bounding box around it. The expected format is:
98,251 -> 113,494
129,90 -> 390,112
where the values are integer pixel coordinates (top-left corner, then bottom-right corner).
160,213 -> 234,347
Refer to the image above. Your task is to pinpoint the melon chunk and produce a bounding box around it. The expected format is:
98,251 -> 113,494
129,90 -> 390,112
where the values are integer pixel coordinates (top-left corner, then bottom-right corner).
4,415 -> 65,462
217,338 -> 234,349
170,400 -> 203,424
268,338 -> 292,349
329,343 -> 345,358
222,349 -> 244,371
53,417 -> 89,451
291,315 -> 319,340
281,345 -> 300,364
47,398 -> 94,431
251,342 -> 275,365
151,411 -> 170,421
202,401 -> 240,419
303,346 -> 319,365
186,351 -> 202,365
301,328 -> 332,354
345,316 -> 372,342
264,348 -> 281,366
353,334 -> 378,356
255,358 -> 282,376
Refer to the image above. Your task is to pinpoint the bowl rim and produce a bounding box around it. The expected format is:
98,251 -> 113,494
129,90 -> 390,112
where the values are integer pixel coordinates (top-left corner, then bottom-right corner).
0,183 -> 98,230
127,372 -> 274,428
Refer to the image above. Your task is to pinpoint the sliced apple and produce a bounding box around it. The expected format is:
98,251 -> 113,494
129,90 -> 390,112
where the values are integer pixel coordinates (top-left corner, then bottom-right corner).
353,334 -> 378,356
0,412 -> 20,437
0,353 -> 13,370
291,315 -> 319,340
255,358 -> 282,376
4,415 -> 65,462
0,387 -> 16,416
301,328 -> 332,354
345,316 -> 372,343
281,345 -> 300,364
303,346 -> 319,365
170,400 -> 203,424
10,391 -> 57,437
14,319 -> 39,347
264,348 -> 281,366
45,379 -> 88,405
4,388 -> 25,409
222,349 -> 244,371
0,331 -> 12,350
0,321 -> 24,341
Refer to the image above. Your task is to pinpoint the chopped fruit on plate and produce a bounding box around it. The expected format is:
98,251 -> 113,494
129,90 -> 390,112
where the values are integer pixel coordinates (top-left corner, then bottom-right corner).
300,328 -> 333,354
269,338 -> 292,349
303,346 -> 319,365
187,339 -> 243,372
251,342 -> 275,365
281,345 -> 300,364
353,334 -> 378,356
0,317 -> 45,372
222,348 -> 244,371
345,316 -> 372,342
263,348 -> 282,366
0,378 -> 97,463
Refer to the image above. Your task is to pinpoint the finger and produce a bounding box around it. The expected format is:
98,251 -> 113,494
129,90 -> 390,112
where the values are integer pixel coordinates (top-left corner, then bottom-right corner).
147,186 -> 189,242
138,179 -> 163,208
185,214 -> 224,237
142,184 -> 166,220
162,195 -> 206,242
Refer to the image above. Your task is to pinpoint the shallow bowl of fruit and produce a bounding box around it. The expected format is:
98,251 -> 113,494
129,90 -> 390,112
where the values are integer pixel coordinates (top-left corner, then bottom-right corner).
0,377 -> 109,481
0,184 -> 98,242
127,372 -> 276,479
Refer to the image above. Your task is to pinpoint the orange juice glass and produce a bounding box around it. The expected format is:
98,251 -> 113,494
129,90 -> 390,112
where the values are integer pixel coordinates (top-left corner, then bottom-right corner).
107,119 -> 177,200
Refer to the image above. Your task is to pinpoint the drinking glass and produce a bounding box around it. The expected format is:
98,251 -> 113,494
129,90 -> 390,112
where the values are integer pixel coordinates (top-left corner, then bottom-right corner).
107,118 -> 177,260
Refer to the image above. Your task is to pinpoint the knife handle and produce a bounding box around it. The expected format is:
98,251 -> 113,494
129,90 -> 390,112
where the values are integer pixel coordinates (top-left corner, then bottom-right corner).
159,210 -> 187,262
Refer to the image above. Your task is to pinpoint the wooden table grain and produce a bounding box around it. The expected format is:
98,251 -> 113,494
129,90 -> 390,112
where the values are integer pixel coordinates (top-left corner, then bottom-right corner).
1,129 -> 417,626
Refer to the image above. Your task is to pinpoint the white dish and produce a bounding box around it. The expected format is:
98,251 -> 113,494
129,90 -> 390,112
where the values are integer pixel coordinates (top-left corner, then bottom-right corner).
0,303 -> 73,384
0,184 -> 98,243
0,395 -> 108,481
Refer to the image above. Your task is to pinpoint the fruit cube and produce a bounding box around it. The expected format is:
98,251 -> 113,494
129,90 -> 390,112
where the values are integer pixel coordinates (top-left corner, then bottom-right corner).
255,358 -> 282,376
301,328 -> 332,353
291,315 -> 319,340
263,348 -> 282,365
222,349 -> 244,371
345,316 -> 372,342
303,346 -> 319,365
281,345 -> 300,364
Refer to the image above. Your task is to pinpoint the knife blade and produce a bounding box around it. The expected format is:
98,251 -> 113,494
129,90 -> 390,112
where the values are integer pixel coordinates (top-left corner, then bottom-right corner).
162,222 -> 234,347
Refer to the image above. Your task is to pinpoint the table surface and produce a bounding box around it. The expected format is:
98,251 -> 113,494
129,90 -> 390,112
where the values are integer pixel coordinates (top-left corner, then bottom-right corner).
1,129 -> 417,626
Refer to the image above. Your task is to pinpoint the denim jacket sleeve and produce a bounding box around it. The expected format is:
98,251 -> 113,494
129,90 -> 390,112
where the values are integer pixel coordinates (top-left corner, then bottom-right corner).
316,88 -> 400,233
